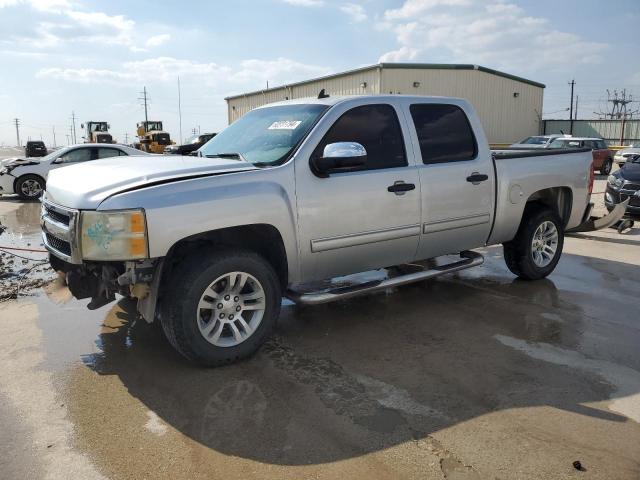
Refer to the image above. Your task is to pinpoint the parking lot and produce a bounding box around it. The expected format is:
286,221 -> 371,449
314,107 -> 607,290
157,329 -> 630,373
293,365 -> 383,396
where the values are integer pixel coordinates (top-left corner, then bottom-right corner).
0,161 -> 639,479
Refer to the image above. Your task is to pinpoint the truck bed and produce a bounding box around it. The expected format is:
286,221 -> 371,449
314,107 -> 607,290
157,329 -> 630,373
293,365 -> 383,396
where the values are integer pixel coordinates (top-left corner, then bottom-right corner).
488,148 -> 593,245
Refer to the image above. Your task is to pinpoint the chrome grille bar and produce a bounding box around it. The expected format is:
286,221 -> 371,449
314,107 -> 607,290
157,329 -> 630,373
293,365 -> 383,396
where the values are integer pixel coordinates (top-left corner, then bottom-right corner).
41,196 -> 82,264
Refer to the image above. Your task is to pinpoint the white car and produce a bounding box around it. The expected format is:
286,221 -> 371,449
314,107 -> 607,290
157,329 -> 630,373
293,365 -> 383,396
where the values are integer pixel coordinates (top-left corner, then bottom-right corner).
509,134 -> 570,149
0,143 -> 147,199
613,143 -> 640,165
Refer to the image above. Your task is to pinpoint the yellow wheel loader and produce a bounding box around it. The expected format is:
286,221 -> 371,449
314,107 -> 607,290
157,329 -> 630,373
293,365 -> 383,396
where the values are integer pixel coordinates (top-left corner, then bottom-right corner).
134,121 -> 173,154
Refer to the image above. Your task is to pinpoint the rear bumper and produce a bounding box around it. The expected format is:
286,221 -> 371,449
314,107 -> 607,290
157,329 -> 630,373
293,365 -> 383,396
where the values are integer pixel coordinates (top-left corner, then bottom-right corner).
566,199 -> 629,233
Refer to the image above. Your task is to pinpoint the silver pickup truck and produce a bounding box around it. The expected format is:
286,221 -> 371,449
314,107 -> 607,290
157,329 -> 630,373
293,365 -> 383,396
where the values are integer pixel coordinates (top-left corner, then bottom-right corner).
42,95 -> 608,366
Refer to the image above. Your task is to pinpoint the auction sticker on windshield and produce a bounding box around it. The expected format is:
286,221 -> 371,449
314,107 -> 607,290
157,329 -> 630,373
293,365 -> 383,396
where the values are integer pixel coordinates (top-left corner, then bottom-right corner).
268,120 -> 302,130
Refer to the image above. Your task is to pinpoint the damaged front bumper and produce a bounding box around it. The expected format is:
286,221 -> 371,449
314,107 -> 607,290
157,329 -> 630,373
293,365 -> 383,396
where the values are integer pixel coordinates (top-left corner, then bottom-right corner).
50,254 -> 163,321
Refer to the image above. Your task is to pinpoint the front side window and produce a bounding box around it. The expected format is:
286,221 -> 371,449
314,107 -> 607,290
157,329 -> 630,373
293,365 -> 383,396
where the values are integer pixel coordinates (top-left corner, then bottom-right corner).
57,148 -> 93,164
200,104 -> 329,166
315,104 -> 407,171
410,104 -> 477,164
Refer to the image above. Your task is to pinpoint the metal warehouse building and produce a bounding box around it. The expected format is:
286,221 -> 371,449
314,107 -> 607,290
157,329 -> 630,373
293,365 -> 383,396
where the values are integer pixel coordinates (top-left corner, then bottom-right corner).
225,63 -> 545,145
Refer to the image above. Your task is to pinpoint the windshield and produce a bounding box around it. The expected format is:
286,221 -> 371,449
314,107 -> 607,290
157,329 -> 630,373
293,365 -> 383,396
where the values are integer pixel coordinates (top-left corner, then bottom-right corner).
199,104 -> 329,165
90,123 -> 108,132
520,136 -> 548,145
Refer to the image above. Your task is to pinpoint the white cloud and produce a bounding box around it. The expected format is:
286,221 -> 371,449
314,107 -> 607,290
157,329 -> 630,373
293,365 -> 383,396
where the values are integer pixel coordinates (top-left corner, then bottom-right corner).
379,0 -> 608,72
340,3 -> 366,22
384,0 -> 472,20
145,33 -> 171,48
280,0 -> 323,6
0,0 -> 166,51
36,56 -> 330,92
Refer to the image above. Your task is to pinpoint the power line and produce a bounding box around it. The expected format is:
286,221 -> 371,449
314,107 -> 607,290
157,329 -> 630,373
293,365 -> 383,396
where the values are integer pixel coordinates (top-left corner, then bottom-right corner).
568,79 -> 575,133
14,118 -> 20,147
139,86 -> 149,126
70,111 -> 77,144
178,76 -> 183,145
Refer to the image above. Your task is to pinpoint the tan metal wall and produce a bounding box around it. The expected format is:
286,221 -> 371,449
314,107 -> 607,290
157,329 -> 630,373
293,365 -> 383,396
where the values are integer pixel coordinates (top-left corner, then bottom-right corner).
227,67 -> 380,123
382,68 -> 543,144
226,66 -> 543,144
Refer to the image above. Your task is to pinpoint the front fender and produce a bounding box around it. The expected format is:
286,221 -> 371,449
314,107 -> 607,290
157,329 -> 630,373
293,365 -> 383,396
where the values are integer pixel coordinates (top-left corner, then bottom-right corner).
97,166 -> 300,283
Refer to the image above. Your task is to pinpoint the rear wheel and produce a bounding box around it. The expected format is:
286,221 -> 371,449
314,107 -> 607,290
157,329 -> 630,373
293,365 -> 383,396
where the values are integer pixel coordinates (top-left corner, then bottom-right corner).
600,159 -> 613,175
16,174 -> 45,200
160,249 -> 281,366
503,206 -> 564,280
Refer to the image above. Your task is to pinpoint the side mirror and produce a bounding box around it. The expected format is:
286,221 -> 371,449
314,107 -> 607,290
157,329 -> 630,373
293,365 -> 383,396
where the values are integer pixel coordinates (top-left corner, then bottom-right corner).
81,124 -> 84,129
311,142 -> 367,177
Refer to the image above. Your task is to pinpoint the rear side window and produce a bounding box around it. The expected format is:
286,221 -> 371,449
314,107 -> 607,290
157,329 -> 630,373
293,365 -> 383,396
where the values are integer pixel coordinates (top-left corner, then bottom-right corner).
316,104 -> 407,171
410,104 -> 477,164
97,148 -> 120,159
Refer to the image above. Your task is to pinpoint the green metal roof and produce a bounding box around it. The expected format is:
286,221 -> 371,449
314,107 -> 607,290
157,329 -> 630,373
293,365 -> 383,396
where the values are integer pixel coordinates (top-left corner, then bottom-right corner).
224,63 -> 545,100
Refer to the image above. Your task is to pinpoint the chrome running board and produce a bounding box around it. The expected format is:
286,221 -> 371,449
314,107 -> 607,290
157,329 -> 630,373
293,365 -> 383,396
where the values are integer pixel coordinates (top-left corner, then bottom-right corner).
286,250 -> 484,306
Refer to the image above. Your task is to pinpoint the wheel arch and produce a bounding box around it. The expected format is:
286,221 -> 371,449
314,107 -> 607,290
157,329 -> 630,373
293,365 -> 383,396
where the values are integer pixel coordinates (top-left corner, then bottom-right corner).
162,223 -> 289,289
525,186 -> 573,228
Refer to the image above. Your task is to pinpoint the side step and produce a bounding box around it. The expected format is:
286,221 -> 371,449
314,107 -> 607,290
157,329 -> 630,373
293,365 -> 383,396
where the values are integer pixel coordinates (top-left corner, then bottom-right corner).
286,250 -> 484,306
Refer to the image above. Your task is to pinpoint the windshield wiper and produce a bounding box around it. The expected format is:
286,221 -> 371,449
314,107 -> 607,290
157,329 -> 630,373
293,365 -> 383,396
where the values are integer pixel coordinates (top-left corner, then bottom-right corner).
205,152 -> 247,162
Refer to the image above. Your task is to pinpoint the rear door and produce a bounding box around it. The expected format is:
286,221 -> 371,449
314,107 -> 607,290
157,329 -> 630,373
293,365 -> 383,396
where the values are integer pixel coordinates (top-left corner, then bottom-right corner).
295,102 -> 422,281
403,100 -> 495,260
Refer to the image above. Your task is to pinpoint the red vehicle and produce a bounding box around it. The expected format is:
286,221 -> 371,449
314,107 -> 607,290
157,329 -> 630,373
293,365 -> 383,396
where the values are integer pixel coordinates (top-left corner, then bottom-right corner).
548,137 -> 613,174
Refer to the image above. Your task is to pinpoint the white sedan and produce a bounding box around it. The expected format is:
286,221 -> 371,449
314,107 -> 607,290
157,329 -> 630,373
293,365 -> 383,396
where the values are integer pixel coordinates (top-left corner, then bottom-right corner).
0,143 -> 147,200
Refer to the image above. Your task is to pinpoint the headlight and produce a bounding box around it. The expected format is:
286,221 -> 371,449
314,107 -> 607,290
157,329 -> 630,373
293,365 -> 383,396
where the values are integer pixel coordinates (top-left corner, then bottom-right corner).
607,175 -> 623,189
80,209 -> 148,260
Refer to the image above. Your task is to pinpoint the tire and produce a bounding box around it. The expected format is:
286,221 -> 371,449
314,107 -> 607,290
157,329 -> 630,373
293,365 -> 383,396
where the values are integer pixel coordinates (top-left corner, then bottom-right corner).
600,159 -> 612,175
15,174 -> 45,200
160,248 -> 282,366
502,205 -> 564,281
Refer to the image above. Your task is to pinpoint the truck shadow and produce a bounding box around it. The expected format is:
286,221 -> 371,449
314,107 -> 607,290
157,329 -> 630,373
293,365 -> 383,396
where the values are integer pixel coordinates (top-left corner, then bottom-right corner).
81,253 -> 640,466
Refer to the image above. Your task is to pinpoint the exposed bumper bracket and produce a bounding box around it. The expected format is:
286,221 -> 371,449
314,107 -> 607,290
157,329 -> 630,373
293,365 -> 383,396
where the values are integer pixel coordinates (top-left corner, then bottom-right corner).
286,250 -> 484,306
566,199 -> 629,233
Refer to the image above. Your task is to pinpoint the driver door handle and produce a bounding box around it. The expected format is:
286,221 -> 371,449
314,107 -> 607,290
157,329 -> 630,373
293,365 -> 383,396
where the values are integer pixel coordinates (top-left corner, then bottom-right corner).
387,181 -> 415,195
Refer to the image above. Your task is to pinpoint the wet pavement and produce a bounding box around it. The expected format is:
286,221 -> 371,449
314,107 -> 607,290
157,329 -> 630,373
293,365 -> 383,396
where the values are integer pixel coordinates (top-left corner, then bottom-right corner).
0,193 -> 639,479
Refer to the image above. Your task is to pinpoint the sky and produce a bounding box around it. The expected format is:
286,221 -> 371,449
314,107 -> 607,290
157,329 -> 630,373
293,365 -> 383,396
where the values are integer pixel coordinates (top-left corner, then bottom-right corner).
0,0 -> 639,146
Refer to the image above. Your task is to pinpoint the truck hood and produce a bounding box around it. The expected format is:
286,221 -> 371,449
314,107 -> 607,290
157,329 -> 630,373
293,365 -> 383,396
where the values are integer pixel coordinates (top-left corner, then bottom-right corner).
45,155 -> 257,209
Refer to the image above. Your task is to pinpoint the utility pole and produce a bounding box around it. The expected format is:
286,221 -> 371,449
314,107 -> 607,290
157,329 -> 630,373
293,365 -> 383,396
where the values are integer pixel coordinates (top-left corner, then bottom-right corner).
52,126 -> 56,147
124,132 -> 129,144
139,86 -> 149,129
14,118 -> 20,147
574,96 -> 579,120
65,134 -> 70,145
71,111 -> 77,144
177,76 -> 183,144
568,79 -> 575,134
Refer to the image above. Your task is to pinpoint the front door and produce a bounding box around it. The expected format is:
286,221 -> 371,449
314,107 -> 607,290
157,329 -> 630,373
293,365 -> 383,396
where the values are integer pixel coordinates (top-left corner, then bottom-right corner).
295,103 -> 421,282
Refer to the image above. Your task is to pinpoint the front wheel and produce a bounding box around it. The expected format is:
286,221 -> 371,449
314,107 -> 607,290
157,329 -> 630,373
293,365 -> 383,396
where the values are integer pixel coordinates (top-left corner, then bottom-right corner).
160,249 -> 281,366
16,174 -> 45,200
503,206 -> 564,280
600,159 -> 613,175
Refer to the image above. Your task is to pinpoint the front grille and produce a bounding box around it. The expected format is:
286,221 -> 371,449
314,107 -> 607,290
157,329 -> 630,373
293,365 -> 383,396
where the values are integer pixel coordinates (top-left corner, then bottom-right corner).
45,205 -> 70,225
623,182 -> 640,191
46,233 -> 71,256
